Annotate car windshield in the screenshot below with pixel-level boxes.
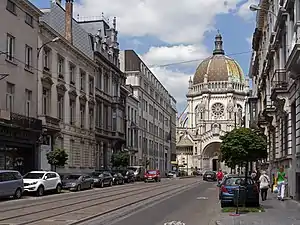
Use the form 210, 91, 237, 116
205, 171, 214, 175
65, 175, 81, 180
147, 171, 157, 175
23, 172, 45, 179
91, 172, 103, 177
224, 177, 253, 186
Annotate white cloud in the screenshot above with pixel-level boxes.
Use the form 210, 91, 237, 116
237, 0, 259, 21
74, 0, 244, 44
141, 44, 210, 67
246, 36, 252, 45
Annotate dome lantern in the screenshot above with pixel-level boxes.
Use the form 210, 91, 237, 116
213, 31, 225, 55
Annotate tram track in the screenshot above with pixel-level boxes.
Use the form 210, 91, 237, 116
0, 180, 180, 224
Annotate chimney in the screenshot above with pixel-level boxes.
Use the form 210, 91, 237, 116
65, 0, 73, 43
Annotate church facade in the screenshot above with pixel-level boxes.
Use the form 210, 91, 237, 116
176, 34, 250, 174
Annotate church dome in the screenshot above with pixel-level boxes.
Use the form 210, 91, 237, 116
193, 33, 245, 85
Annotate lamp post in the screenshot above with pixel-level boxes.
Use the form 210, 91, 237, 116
249, 4, 277, 17
37, 37, 60, 58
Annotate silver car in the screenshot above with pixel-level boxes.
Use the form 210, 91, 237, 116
62, 174, 94, 191
0, 170, 24, 199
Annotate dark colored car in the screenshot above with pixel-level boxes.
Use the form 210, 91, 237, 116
218, 175, 259, 208
90, 171, 113, 188
111, 172, 125, 185
62, 174, 94, 191
120, 170, 135, 183
203, 171, 217, 181
144, 170, 161, 182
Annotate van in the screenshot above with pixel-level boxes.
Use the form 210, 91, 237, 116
0, 170, 24, 199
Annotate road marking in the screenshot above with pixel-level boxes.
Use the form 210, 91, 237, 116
164, 221, 186, 225
196, 197, 208, 200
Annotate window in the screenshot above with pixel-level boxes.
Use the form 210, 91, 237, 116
70, 63, 75, 85
25, 89, 32, 117
57, 55, 64, 79
97, 68, 102, 90
43, 48, 50, 71
57, 95, 64, 120
6, 0, 16, 14
80, 70, 86, 91
70, 99, 76, 125
96, 102, 102, 128
25, 13, 33, 26
80, 104, 85, 128
89, 76, 94, 94
89, 108, 94, 129
42, 88, 50, 115
25, 45, 33, 70
6, 82, 14, 112
112, 109, 117, 131
6, 34, 15, 61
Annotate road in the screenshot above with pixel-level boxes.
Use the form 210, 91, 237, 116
0, 177, 219, 225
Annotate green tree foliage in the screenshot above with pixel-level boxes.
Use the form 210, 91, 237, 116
220, 128, 267, 168
46, 148, 68, 171
111, 151, 130, 168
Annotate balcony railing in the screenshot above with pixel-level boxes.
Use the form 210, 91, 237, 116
1, 112, 43, 131
271, 69, 288, 90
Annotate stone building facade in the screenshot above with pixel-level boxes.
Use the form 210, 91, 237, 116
176, 34, 249, 174
248, 0, 300, 199
0, 0, 43, 174
120, 50, 175, 173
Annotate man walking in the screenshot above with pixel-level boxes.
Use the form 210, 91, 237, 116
217, 169, 224, 184
277, 166, 287, 201
259, 171, 270, 201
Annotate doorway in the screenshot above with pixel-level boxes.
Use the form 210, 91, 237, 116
212, 159, 218, 171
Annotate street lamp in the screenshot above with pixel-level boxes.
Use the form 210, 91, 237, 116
249, 4, 277, 17
37, 37, 60, 58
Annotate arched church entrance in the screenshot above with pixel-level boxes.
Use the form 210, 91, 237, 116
202, 142, 221, 171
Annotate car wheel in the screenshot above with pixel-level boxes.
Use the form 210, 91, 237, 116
56, 184, 62, 194
90, 183, 93, 189
122, 179, 125, 184
109, 180, 113, 187
100, 182, 104, 188
220, 201, 227, 208
77, 185, 81, 191
36, 186, 44, 197
14, 188, 22, 199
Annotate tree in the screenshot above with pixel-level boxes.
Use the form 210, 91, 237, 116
220, 127, 267, 178
46, 148, 68, 171
111, 151, 130, 169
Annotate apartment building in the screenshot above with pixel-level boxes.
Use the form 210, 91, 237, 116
0, 0, 43, 174
37, 0, 97, 173
120, 50, 175, 173
248, 0, 300, 199
125, 85, 139, 165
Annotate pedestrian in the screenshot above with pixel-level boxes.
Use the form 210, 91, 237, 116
277, 166, 287, 201
217, 168, 224, 184
259, 170, 270, 201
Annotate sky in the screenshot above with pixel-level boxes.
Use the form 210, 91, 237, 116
30, 0, 258, 113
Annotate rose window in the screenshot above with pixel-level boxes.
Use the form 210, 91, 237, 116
212, 103, 224, 118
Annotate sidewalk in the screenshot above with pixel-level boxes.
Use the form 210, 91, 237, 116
215, 194, 300, 225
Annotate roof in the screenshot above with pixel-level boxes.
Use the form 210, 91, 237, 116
193, 34, 245, 85
176, 135, 193, 147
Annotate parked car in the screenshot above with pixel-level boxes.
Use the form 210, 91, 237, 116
62, 174, 94, 191
111, 172, 125, 185
0, 170, 24, 199
23, 171, 62, 196
121, 170, 135, 183
218, 175, 259, 208
144, 170, 161, 182
90, 171, 113, 187
203, 171, 217, 181
167, 171, 177, 178
127, 166, 145, 181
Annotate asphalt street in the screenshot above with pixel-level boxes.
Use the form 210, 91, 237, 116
104, 180, 220, 225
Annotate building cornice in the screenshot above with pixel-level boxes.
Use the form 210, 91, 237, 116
18, 0, 43, 17
39, 22, 98, 69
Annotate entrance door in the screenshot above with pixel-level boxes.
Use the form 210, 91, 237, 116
212, 159, 218, 171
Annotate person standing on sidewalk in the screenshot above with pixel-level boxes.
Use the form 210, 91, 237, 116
217, 169, 224, 184
259, 171, 270, 201
277, 166, 287, 201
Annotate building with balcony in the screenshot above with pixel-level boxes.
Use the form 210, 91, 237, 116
248, 0, 300, 199
38, 0, 97, 172
176, 34, 250, 174
0, 0, 43, 174
120, 50, 175, 173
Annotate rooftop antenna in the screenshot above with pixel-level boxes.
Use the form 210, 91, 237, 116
113, 17, 116, 29
77, 13, 79, 21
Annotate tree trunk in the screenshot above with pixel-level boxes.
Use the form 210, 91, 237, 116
244, 161, 249, 207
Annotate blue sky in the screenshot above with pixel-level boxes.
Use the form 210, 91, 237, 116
30, 0, 257, 113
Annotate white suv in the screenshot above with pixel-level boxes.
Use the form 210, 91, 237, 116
23, 171, 62, 196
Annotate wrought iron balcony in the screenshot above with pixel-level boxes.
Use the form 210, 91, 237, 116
271, 69, 288, 100
2, 112, 43, 131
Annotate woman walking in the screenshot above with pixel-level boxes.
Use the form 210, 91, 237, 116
259, 171, 270, 201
